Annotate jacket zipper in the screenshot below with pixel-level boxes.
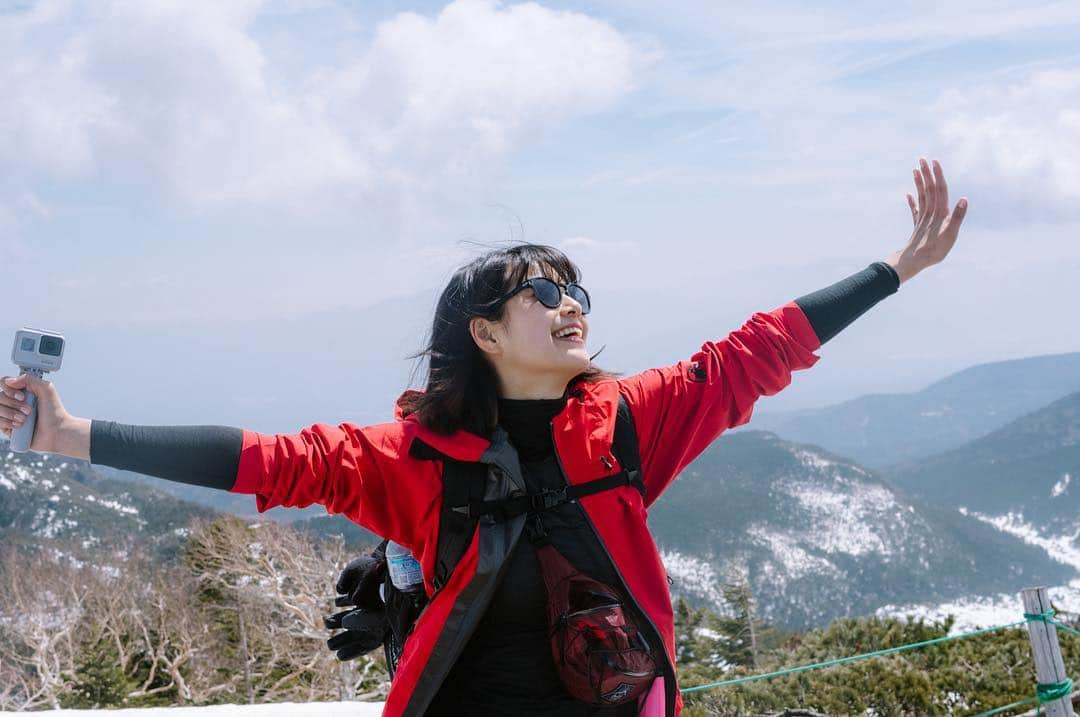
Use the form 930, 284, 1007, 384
549, 420, 677, 717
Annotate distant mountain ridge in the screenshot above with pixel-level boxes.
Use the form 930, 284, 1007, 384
747, 351, 1080, 469
649, 430, 1075, 628
885, 390, 1080, 536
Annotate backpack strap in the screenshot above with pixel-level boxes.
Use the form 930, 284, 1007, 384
450, 394, 645, 522
611, 392, 643, 491
432, 457, 486, 591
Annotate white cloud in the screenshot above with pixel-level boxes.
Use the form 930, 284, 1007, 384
0, 0, 640, 212
937, 66, 1080, 213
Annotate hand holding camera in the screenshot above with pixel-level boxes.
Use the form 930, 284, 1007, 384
2, 328, 73, 454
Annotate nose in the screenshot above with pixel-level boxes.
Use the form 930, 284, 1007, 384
561, 293, 582, 316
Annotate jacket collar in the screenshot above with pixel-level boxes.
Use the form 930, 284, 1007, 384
395, 379, 620, 484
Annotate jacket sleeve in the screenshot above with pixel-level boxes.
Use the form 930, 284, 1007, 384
229, 420, 438, 546
617, 301, 821, 506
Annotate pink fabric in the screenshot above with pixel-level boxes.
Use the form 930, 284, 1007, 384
638, 676, 667, 717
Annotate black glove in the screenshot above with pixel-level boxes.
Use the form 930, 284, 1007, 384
325, 608, 388, 661
324, 544, 390, 662
334, 551, 387, 609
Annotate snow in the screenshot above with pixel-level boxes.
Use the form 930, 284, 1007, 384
0, 476, 14, 490
84, 493, 139, 514
877, 579, 1080, 634
1053, 473, 1071, 497
965, 509, 1080, 568
0, 702, 385, 717
879, 508, 1080, 633
786, 480, 896, 557
793, 448, 838, 472
661, 550, 725, 606
749, 527, 842, 581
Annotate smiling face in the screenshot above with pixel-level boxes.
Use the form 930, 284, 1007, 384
469, 262, 590, 399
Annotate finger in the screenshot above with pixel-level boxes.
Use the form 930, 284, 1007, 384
944, 197, 969, 234
1, 394, 30, 413
919, 158, 936, 218
2, 406, 28, 423
324, 610, 350, 630
327, 631, 354, 650
0, 387, 28, 402
913, 169, 927, 223
336, 641, 379, 662
341, 608, 387, 632
933, 159, 949, 219
906, 193, 917, 225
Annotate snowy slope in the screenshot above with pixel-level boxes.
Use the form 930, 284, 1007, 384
649, 431, 1075, 628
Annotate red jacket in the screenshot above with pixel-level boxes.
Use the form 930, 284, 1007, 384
230, 301, 821, 717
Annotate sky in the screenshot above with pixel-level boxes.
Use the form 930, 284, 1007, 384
3, 0, 1080, 427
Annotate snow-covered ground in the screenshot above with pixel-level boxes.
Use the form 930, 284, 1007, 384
877, 509, 1080, 634
0, 702, 385, 717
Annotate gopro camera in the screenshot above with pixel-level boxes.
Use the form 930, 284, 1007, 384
9, 328, 65, 453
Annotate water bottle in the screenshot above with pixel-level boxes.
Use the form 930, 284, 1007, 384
386, 541, 423, 593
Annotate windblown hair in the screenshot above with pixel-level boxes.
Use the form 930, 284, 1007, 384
400, 242, 621, 436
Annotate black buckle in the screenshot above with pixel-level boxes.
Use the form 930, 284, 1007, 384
530, 487, 567, 512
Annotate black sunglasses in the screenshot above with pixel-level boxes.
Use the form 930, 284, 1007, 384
490, 277, 591, 315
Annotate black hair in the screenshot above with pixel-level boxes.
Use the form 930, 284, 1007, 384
400, 242, 620, 436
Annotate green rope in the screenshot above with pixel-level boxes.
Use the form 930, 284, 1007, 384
679, 608, 1080, 717
1037, 677, 1074, 703
1049, 618, 1080, 640
972, 696, 1039, 717
679, 620, 1027, 694
1025, 610, 1056, 624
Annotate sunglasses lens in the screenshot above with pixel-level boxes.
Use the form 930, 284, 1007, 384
568, 284, 591, 314
531, 278, 563, 308
526, 278, 591, 314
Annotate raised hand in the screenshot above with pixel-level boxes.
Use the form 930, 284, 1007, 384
887, 157, 969, 284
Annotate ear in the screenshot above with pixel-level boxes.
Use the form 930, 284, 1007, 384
469, 317, 502, 357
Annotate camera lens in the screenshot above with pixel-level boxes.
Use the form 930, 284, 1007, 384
39, 336, 63, 357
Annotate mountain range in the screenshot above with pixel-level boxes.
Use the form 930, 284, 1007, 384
748, 351, 1080, 470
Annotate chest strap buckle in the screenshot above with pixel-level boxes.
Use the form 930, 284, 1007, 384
531, 487, 568, 512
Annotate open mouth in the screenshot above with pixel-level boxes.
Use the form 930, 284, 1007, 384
553, 327, 584, 343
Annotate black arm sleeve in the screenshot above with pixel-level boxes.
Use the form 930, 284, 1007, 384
89, 420, 243, 491
794, 261, 900, 345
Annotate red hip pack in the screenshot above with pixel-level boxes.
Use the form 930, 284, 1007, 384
535, 539, 659, 706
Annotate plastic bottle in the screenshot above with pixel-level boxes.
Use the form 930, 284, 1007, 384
386, 541, 423, 593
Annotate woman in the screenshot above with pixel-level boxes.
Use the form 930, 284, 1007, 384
2, 159, 967, 717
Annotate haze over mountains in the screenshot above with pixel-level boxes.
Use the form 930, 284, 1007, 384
887, 390, 1080, 536
746, 351, 1080, 469
3, 350, 1079, 630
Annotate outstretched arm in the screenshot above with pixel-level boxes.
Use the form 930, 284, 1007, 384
620, 157, 969, 505
0, 374, 431, 544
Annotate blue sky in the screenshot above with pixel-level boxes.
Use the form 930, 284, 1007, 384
4, 0, 1080, 427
